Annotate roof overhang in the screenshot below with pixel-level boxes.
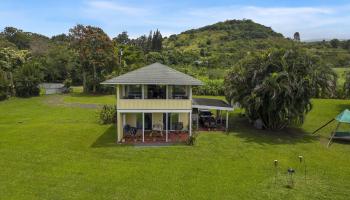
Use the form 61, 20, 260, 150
101, 82, 203, 86
192, 98, 234, 111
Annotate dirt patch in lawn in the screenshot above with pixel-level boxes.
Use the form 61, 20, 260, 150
43, 95, 102, 109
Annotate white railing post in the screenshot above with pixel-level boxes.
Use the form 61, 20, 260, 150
226, 111, 229, 130
189, 111, 192, 136
142, 112, 145, 142
166, 112, 168, 142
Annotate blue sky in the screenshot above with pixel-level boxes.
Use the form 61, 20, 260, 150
1, 0, 350, 40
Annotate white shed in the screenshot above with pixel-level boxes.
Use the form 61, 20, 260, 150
39, 83, 67, 95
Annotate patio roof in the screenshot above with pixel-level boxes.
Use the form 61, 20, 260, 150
192, 98, 234, 111
101, 62, 203, 86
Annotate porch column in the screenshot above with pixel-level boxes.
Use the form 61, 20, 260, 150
197, 110, 199, 131
216, 110, 219, 124
166, 112, 168, 142
122, 113, 126, 126
142, 112, 145, 142
220, 110, 223, 124
142, 85, 145, 99
189, 111, 192, 136
225, 111, 229, 130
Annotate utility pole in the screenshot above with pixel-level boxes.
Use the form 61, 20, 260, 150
119, 48, 123, 66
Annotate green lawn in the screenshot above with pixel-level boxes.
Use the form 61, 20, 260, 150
62, 86, 116, 105
1, 93, 350, 199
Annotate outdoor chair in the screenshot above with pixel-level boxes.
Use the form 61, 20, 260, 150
150, 124, 163, 137
124, 124, 137, 138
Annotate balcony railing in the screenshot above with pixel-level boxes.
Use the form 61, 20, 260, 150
117, 99, 192, 110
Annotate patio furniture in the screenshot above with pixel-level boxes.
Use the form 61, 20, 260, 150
150, 124, 163, 137
124, 125, 137, 137
174, 122, 183, 132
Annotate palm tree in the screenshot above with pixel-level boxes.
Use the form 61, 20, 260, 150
224, 48, 336, 129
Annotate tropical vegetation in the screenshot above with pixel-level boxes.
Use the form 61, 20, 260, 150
1, 19, 350, 101
224, 48, 337, 129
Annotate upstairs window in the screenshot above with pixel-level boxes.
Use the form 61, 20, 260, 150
170, 85, 189, 99
123, 85, 142, 99
146, 85, 166, 99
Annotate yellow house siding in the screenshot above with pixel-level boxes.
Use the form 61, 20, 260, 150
117, 112, 123, 142
152, 113, 163, 126
117, 99, 191, 110
125, 113, 137, 127
179, 113, 189, 130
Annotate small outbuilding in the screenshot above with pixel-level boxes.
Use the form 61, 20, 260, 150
192, 98, 234, 131
39, 83, 67, 95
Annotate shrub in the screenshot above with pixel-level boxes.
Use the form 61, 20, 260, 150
14, 61, 43, 97
186, 134, 197, 146
99, 105, 117, 124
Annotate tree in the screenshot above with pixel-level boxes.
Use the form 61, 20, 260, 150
114, 31, 130, 45
344, 71, 350, 98
0, 37, 17, 49
51, 34, 70, 44
224, 48, 337, 129
293, 32, 300, 41
341, 40, 350, 51
14, 60, 43, 97
146, 31, 153, 53
330, 39, 340, 48
151, 29, 163, 51
44, 44, 77, 83
0, 70, 9, 100
69, 25, 115, 93
145, 52, 167, 64
1, 27, 30, 49
0, 48, 28, 96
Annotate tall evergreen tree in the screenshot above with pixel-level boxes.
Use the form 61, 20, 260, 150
146, 31, 153, 53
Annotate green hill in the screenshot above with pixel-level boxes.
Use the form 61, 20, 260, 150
163, 19, 294, 70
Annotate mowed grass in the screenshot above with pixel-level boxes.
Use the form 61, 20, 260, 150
1, 93, 350, 199
62, 86, 116, 105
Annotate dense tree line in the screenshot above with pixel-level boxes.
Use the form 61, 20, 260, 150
0, 26, 165, 100
1, 19, 350, 102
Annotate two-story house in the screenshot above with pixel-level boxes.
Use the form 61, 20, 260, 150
102, 63, 233, 143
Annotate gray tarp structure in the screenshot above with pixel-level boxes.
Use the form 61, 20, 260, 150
192, 98, 234, 131
192, 98, 233, 111
101, 62, 203, 86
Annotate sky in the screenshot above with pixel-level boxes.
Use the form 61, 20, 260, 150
1, 0, 350, 41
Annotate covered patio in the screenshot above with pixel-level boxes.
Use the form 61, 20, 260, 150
192, 98, 234, 131
119, 111, 192, 144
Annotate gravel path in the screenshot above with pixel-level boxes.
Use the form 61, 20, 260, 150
43, 95, 103, 109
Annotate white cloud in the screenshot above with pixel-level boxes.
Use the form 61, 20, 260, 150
76, 1, 350, 40
85, 0, 149, 16
185, 5, 350, 40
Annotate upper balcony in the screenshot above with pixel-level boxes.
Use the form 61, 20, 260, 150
117, 84, 192, 110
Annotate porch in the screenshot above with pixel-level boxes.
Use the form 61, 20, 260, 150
123, 130, 189, 144
117, 111, 192, 143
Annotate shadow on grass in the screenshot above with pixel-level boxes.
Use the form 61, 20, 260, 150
230, 116, 319, 145
336, 103, 350, 113
91, 125, 129, 148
